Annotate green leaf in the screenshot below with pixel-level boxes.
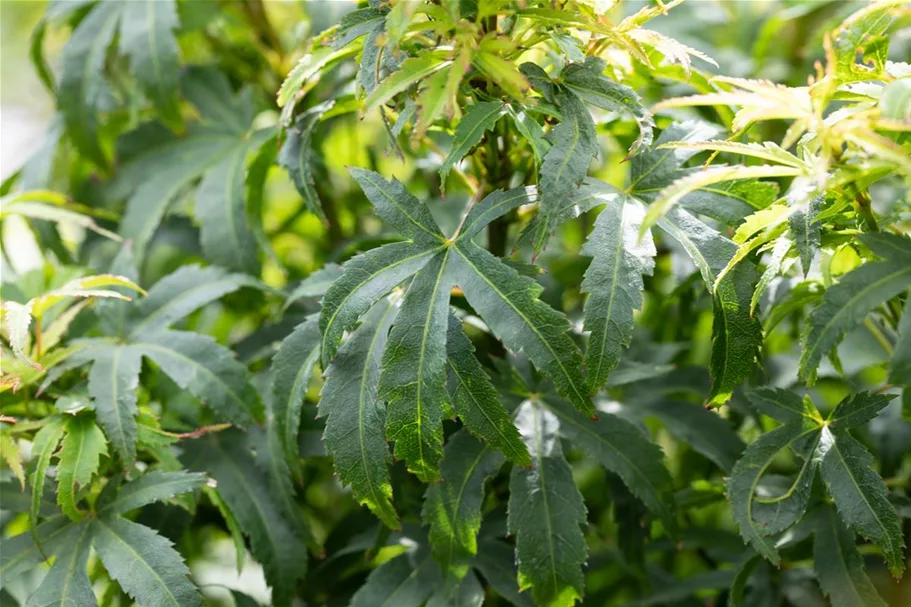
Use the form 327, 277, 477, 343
828, 392, 895, 430
131, 264, 259, 338
270, 317, 320, 469
101, 470, 206, 515
800, 233, 911, 382
117, 134, 235, 259
439, 102, 507, 191
361, 54, 451, 115
581, 194, 655, 391
814, 505, 888, 607
356, 24, 386, 96
458, 186, 537, 242
561, 60, 654, 156
746, 387, 818, 425
348, 168, 445, 245
182, 432, 307, 607
445, 315, 530, 465
423, 430, 505, 585
707, 262, 763, 406
641, 164, 803, 237
832, 0, 902, 83
508, 401, 587, 607
349, 549, 441, 607
545, 399, 676, 534
450, 241, 593, 416
473, 51, 530, 100
196, 145, 261, 274
890, 308, 911, 385
181, 66, 253, 135
379, 250, 453, 481
251, 425, 316, 555
332, 7, 386, 50
474, 539, 535, 607
29, 416, 66, 531
93, 515, 202, 607
119, 0, 182, 130
426, 570, 485, 607
0, 517, 74, 586
818, 427, 904, 575
788, 193, 822, 276
58, 1, 121, 169
728, 422, 821, 564
278, 101, 335, 222
535, 90, 598, 254
24, 521, 96, 607
57, 415, 108, 521
133, 330, 262, 426
86, 344, 142, 465
320, 299, 399, 528
506, 105, 551, 164
319, 242, 438, 366
283, 263, 343, 308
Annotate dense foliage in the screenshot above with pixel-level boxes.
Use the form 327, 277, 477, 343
1, 1, 910, 605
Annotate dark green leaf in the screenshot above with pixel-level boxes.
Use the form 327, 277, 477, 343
508, 401, 587, 607
379, 251, 453, 481
348, 168, 445, 245
24, 521, 95, 607
828, 392, 895, 430
581, 194, 655, 391
93, 515, 202, 607
439, 102, 507, 191
270, 317, 321, 467
57, 415, 107, 521
800, 234, 911, 382
196, 145, 261, 274
133, 330, 262, 426
319, 242, 438, 366
131, 264, 258, 338
278, 102, 335, 222
423, 430, 504, 585
450, 241, 593, 416
707, 262, 763, 406
459, 187, 538, 243
320, 299, 399, 528
818, 428, 904, 575
182, 432, 308, 606
728, 422, 820, 564
101, 471, 206, 515
445, 315, 530, 465
350, 550, 441, 607
814, 505, 888, 607
561, 60, 654, 156
119, 0, 181, 129
58, 1, 121, 168
545, 399, 676, 533
535, 90, 598, 254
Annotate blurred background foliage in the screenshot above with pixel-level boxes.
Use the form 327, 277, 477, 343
1, 1, 909, 606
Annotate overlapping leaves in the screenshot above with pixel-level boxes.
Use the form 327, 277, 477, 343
320, 168, 584, 486
729, 388, 903, 577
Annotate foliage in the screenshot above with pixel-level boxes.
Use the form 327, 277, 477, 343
1, 0, 910, 606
